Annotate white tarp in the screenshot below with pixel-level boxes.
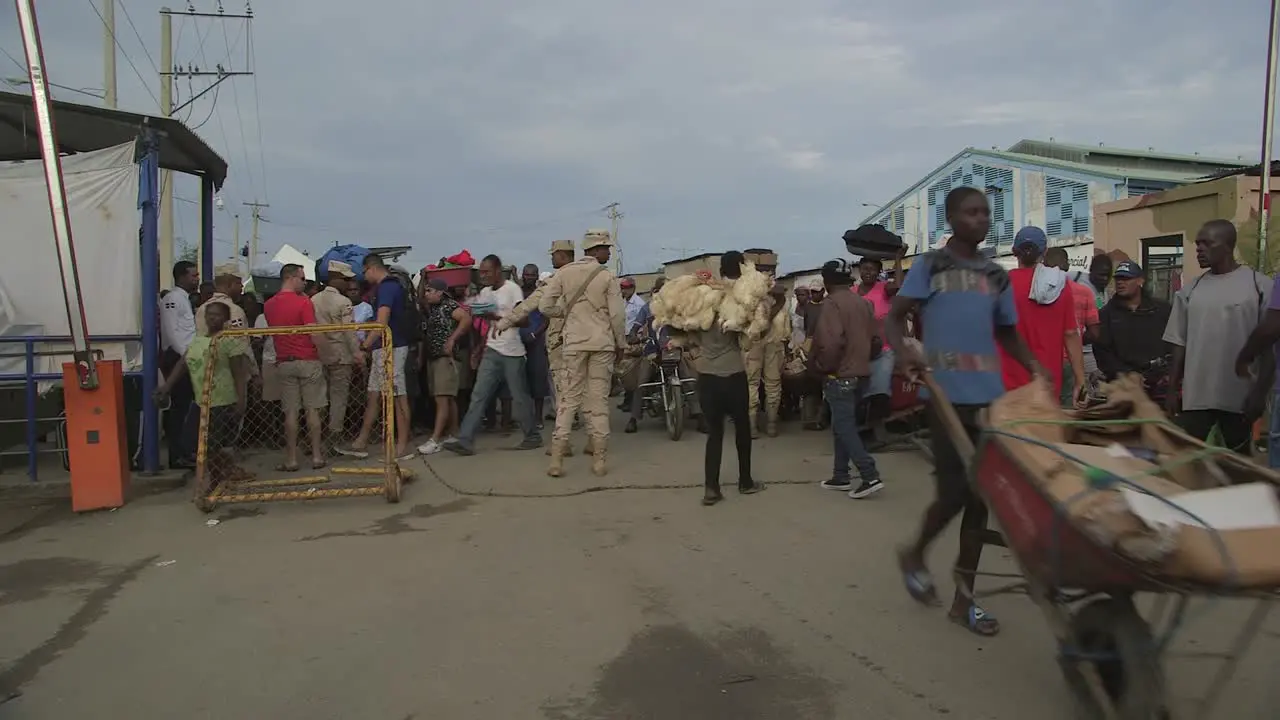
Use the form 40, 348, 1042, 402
270, 244, 316, 280
0, 141, 141, 382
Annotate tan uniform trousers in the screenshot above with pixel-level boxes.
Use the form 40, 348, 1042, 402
324, 363, 353, 435
744, 341, 784, 419
554, 350, 614, 443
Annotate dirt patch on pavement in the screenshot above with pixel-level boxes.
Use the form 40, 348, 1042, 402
543, 623, 836, 720
0, 557, 106, 606
295, 499, 475, 542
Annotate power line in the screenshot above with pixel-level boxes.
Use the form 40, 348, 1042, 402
219, 15, 258, 202
0, 45, 25, 73
117, 0, 158, 75
87, 0, 161, 109
247, 20, 268, 203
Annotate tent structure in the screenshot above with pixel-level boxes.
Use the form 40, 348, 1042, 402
0, 90, 227, 479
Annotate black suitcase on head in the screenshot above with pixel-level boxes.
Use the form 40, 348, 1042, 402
842, 224, 905, 261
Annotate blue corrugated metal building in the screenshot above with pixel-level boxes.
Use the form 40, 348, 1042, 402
860, 139, 1247, 266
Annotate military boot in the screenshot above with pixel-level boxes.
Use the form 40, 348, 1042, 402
749, 414, 760, 440
765, 410, 779, 438
583, 436, 596, 456
591, 439, 608, 477
546, 442, 574, 457
547, 441, 567, 477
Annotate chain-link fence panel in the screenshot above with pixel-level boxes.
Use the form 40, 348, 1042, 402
189, 322, 407, 512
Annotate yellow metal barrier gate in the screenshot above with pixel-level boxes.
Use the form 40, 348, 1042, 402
191, 322, 409, 512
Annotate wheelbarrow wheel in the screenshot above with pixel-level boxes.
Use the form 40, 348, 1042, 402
1060, 596, 1166, 719
384, 463, 402, 504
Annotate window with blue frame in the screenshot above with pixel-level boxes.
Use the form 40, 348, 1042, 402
1045, 176, 1091, 236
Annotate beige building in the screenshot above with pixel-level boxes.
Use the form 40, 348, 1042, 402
1093, 169, 1280, 302
662, 252, 724, 279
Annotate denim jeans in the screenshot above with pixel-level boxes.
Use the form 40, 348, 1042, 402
457, 351, 540, 447
825, 378, 879, 482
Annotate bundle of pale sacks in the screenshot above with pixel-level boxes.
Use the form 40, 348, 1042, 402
649, 261, 773, 342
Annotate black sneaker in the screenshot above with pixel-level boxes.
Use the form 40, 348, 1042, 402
820, 477, 853, 491
849, 478, 884, 499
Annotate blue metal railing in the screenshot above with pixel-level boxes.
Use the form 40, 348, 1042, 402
0, 335, 143, 482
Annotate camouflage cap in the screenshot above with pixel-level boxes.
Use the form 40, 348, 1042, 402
583, 228, 613, 250
549, 239, 575, 254
327, 260, 356, 278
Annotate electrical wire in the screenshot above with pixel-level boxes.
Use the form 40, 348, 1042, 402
87, 0, 161, 110
117, 0, 159, 74
188, 83, 220, 130
220, 18, 258, 203
0, 45, 26, 74
247, 20, 269, 203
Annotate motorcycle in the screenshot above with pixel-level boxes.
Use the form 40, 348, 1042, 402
637, 343, 695, 441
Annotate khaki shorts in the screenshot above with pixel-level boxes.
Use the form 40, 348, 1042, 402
428, 356, 460, 397
277, 359, 327, 414
260, 361, 282, 402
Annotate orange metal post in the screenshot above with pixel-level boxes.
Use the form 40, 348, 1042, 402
62, 359, 129, 511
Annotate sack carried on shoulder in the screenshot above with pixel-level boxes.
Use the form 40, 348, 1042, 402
783, 348, 808, 379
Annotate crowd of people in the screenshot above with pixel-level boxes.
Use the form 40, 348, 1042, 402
154, 197, 1280, 634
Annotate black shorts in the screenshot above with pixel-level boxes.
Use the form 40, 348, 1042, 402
928, 404, 985, 511
207, 405, 241, 452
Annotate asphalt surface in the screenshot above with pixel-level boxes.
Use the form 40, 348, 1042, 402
1, 419, 1277, 719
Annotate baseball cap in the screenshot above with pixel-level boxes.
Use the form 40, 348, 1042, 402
1113, 261, 1144, 279
619, 277, 635, 288
327, 260, 356, 278
549, 239, 574, 254
1013, 226, 1048, 253
425, 277, 449, 292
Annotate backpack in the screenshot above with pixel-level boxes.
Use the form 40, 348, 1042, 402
388, 269, 424, 344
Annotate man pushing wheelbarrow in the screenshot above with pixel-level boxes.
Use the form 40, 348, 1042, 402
885, 186, 1046, 638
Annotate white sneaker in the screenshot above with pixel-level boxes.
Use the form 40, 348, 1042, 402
417, 440, 442, 455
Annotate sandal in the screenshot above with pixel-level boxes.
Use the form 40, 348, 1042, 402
738, 482, 765, 495
701, 493, 724, 506
897, 546, 941, 607
311, 459, 327, 470
274, 462, 300, 473
950, 604, 1000, 637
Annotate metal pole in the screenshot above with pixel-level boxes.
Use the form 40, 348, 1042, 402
159, 7, 174, 283
1259, 0, 1280, 269
14, 0, 96, 388
102, 0, 117, 108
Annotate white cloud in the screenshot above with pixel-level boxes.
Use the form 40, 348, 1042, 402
0, 0, 1271, 273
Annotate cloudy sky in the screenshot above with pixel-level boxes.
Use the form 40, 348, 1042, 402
0, 0, 1271, 275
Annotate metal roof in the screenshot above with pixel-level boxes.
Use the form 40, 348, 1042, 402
661, 251, 721, 266
0, 90, 227, 187
1007, 138, 1245, 168
857, 146, 1239, 227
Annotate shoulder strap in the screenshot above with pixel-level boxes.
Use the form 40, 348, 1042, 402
563, 264, 607, 314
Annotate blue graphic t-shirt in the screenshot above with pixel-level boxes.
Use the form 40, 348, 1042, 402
899, 248, 1017, 406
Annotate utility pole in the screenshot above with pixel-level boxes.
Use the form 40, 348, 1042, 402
244, 201, 268, 274
158, 7, 174, 279
605, 202, 624, 276
102, 0, 117, 109
1259, 0, 1280, 269
158, 3, 255, 280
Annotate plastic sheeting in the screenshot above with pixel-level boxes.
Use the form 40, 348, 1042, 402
0, 141, 142, 381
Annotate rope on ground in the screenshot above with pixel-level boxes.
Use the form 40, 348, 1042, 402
418, 457, 817, 499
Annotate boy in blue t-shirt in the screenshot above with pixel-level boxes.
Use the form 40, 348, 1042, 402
887, 186, 1043, 639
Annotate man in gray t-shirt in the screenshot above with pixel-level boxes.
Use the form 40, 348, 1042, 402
1163, 220, 1272, 453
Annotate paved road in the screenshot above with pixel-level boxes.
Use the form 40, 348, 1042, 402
1, 420, 1277, 718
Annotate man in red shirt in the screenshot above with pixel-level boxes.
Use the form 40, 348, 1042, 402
263, 264, 327, 470
999, 227, 1086, 404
